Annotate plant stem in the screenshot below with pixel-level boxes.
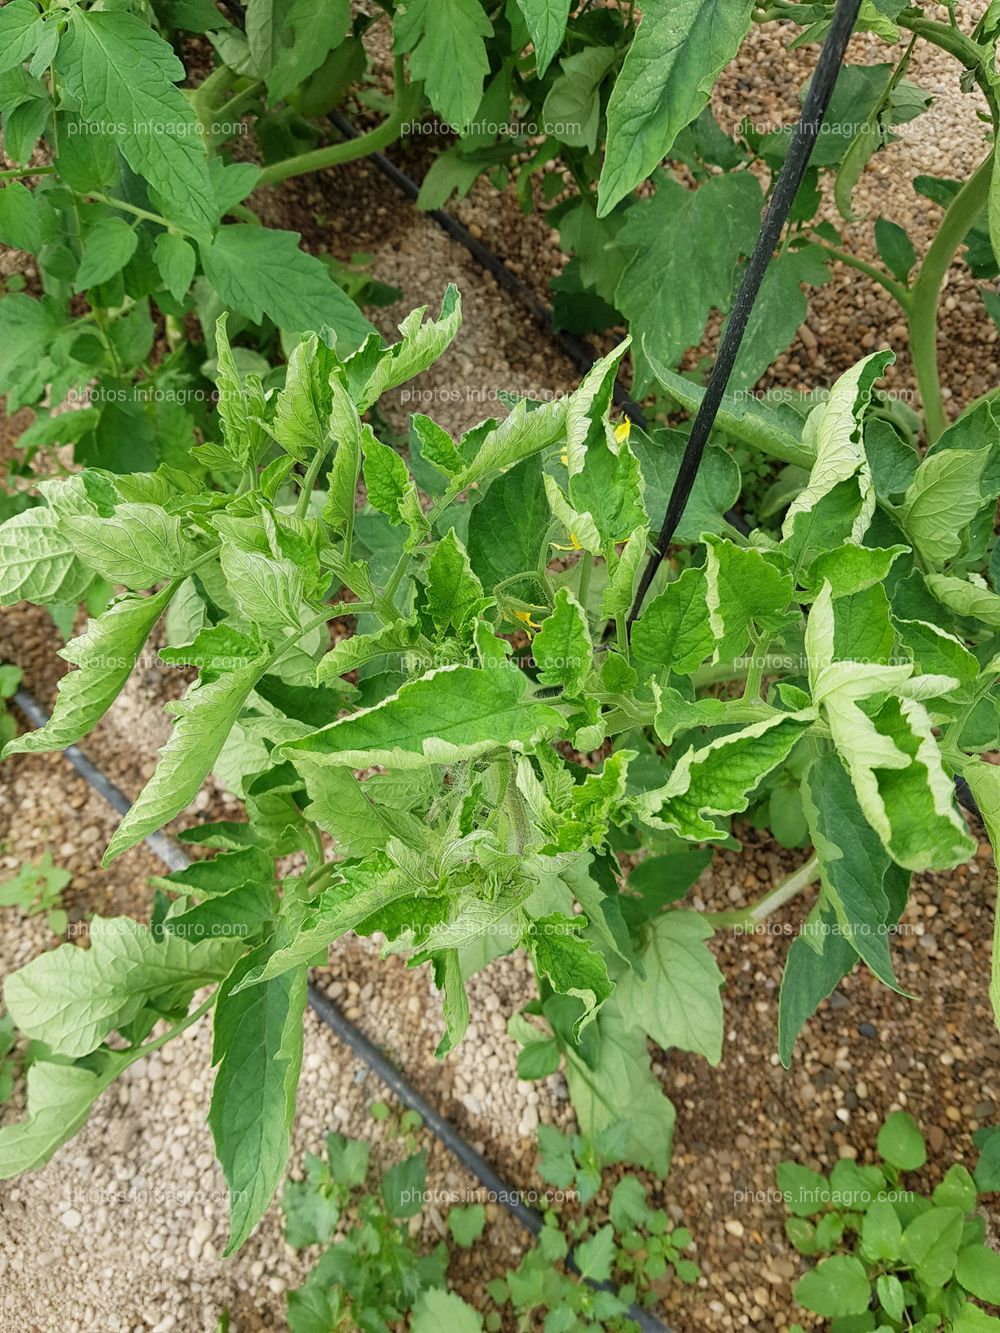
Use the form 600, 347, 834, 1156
908, 151, 994, 441
86, 192, 195, 238
295, 445, 329, 519
704, 852, 820, 927
0, 166, 57, 180
256, 57, 416, 187
810, 239, 911, 306
577, 551, 593, 608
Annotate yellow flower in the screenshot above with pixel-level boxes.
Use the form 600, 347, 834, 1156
552, 533, 583, 552
559, 448, 569, 466
614, 416, 631, 443
513, 609, 541, 631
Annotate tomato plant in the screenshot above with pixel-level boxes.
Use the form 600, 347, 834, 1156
0, 289, 997, 1257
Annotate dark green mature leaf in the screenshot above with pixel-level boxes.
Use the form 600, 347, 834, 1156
527, 915, 612, 1036
631, 428, 740, 544
264, 0, 351, 103
393, 0, 493, 133
468, 454, 548, 599
0, 179, 41, 253
533, 587, 591, 695
56, 9, 216, 236
0, 1, 44, 75
615, 172, 761, 376
515, 0, 571, 75
5, 583, 176, 756
598, 0, 755, 215
210, 945, 308, 1253
778, 900, 856, 1066
200, 226, 373, 348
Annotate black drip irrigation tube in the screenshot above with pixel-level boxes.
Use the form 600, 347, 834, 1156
10, 685, 670, 1333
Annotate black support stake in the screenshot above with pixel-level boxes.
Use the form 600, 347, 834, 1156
626, 0, 864, 629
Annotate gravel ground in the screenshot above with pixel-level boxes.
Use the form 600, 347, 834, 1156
1, 9, 999, 1332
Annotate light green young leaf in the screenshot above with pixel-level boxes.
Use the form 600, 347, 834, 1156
104, 651, 270, 862
533, 586, 591, 695
901, 1207, 964, 1288
598, 0, 755, 215
323, 389, 364, 535
638, 713, 812, 840
0, 508, 92, 606
56, 9, 216, 236
425, 529, 485, 635
704, 535, 794, 664
3, 917, 241, 1058
355, 285, 461, 408
543, 473, 602, 555
201, 226, 374, 348
459, 396, 569, 489
219, 542, 306, 634
616, 910, 724, 1063
514, 0, 571, 75
315, 621, 419, 683
630, 565, 715, 683
569, 435, 647, 547
927, 573, 1000, 630
65, 504, 200, 589
212, 312, 266, 470
295, 758, 428, 860
363, 436, 410, 523
802, 543, 907, 598
74, 217, 139, 292
393, 0, 492, 132
794, 1255, 872, 1318
411, 1288, 483, 1333
4, 583, 176, 757
898, 448, 991, 567
411, 413, 463, 478
209, 947, 308, 1254
264, 0, 351, 103
601, 525, 648, 619
272, 333, 339, 463
0, 1051, 139, 1179
282, 665, 562, 769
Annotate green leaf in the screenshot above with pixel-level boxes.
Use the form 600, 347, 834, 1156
0, 179, 40, 252
65, 503, 200, 588
934, 1164, 977, 1213
200, 226, 373, 348
4, 583, 175, 756
794, 1255, 872, 1318
3, 917, 241, 1058
354, 286, 462, 408
615, 173, 761, 374
517, 1037, 561, 1080
527, 915, 612, 1036
632, 429, 740, 545
576, 1224, 615, 1282
639, 713, 811, 841
74, 217, 139, 292
411, 1289, 483, 1333
631, 565, 714, 683
104, 651, 270, 863
467, 455, 548, 599
877, 1110, 926, 1171
616, 910, 724, 1063
381, 1149, 427, 1217
778, 900, 856, 1066
861, 1199, 903, 1263
728, 245, 831, 394
209, 946, 308, 1254
0, 1050, 138, 1179
783, 351, 893, 545
542, 46, 617, 153
0, 1, 44, 75
777, 1162, 829, 1218
598, 0, 755, 215
411, 413, 463, 479
394, 0, 493, 132
562, 1001, 674, 1175
425, 529, 485, 635
283, 665, 562, 769
0, 507, 92, 606
460, 396, 570, 490
804, 754, 906, 993
956, 1244, 1000, 1303
219, 541, 306, 634
876, 1273, 906, 1323
533, 586, 591, 695
295, 758, 427, 860
704, 535, 794, 663
954, 1303, 1000, 1332
362, 435, 409, 522
272, 334, 338, 463
964, 759, 1000, 1033
802, 543, 907, 598
153, 232, 196, 304
901, 1206, 964, 1287
899, 448, 992, 567
448, 1203, 487, 1249
514, 0, 571, 75
875, 217, 916, 282
56, 9, 216, 236
928, 573, 1000, 630
264, 0, 351, 103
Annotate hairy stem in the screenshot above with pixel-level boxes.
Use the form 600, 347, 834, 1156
810, 239, 911, 306
908, 151, 994, 441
